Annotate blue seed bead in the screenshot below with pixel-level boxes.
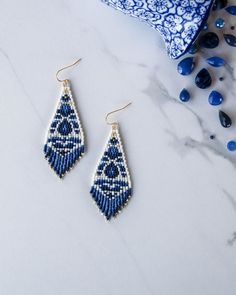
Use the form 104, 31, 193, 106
227, 140, 236, 151
179, 88, 190, 102
215, 18, 225, 28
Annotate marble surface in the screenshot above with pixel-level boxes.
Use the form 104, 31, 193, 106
0, 1, 236, 294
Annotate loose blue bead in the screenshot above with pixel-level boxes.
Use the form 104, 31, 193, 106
208, 91, 224, 106
227, 141, 236, 151
177, 57, 195, 76
213, 0, 228, 10
215, 18, 225, 28
206, 56, 225, 67
199, 32, 219, 49
188, 43, 199, 54
225, 6, 236, 15
179, 88, 190, 102
195, 68, 212, 89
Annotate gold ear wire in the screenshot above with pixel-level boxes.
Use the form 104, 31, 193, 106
105, 102, 132, 126
56, 58, 82, 85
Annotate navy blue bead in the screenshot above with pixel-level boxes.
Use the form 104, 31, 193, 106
224, 34, 236, 47
188, 43, 199, 54
208, 91, 224, 106
207, 56, 225, 67
177, 57, 195, 76
227, 140, 236, 151
179, 88, 190, 102
226, 6, 236, 15
219, 110, 232, 128
213, 0, 228, 10
195, 68, 212, 89
199, 32, 219, 49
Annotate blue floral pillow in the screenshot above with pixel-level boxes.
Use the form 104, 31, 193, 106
101, 0, 214, 58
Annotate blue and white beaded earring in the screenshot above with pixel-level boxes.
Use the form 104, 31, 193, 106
90, 103, 132, 220
44, 59, 85, 178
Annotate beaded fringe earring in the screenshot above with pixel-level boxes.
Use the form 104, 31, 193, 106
90, 103, 132, 220
44, 59, 85, 178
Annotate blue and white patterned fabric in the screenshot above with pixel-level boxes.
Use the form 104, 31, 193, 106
44, 83, 85, 178
90, 125, 132, 220
101, 0, 214, 58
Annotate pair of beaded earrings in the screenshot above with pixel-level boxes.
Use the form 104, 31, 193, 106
43, 59, 132, 220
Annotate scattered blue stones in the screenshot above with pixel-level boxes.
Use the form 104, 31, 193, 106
179, 88, 190, 102
219, 110, 232, 128
224, 34, 236, 47
206, 56, 225, 67
213, 0, 228, 10
227, 140, 236, 151
215, 18, 225, 28
199, 32, 219, 49
177, 57, 195, 75
195, 68, 212, 89
225, 6, 236, 15
208, 91, 224, 106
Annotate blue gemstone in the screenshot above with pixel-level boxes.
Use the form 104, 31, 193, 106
219, 110, 232, 128
226, 6, 236, 15
177, 57, 195, 76
224, 34, 236, 47
188, 43, 199, 55
227, 140, 236, 151
206, 56, 225, 67
208, 91, 224, 106
199, 32, 219, 49
215, 18, 225, 28
195, 68, 212, 89
179, 88, 190, 102
213, 0, 228, 10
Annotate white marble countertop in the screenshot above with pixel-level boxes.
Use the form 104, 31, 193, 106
0, 1, 236, 294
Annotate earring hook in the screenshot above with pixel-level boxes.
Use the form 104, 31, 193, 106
56, 58, 82, 83
105, 102, 132, 126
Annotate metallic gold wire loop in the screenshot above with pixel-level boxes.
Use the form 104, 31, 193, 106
56, 58, 82, 83
105, 102, 132, 126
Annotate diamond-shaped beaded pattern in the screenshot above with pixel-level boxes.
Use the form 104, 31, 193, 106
90, 125, 132, 219
44, 84, 85, 178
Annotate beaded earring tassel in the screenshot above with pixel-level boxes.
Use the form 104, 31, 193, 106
90, 123, 132, 220
44, 79, 85, 178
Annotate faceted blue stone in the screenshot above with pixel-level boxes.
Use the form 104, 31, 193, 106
199, 32, 219, 49
195, 68, 212, 89
227, 140, 236, 151
215, 18, 225, 28
179, 88, 190, 102
177, 57, 195, 76
208, 91, 224, 106
206, 56, 225, 67
226, 6, 236, 15
219, 110, 232, 128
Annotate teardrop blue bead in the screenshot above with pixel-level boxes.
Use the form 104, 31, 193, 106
199, 32, 219, 49
224, 34, 236, 47
195, 68, 212, 89
179, 89, 190, 102
227, 141, 236, 151
177, 57, 195, 76
225, 6, 236, 15
219, 110, 232, 128
213, 0, 228, 10
208, 91, 224, 106
206, 56, 225, 67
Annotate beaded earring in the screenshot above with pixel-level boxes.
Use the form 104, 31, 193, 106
44, 59, 85, 178
90, 103, 132, 220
